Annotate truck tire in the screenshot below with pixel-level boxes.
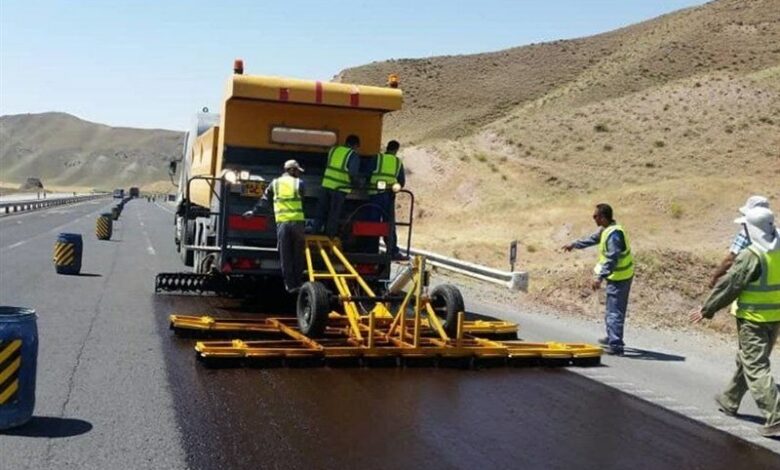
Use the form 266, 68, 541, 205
429, 284, 465, 337
180, 218, 195, 267
297, 281, 331, 338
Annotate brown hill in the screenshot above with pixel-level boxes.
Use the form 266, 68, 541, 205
338, 0, 780, 334
0, 112, 183, 190
340, 0, 780, 143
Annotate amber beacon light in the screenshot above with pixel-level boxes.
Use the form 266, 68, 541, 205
233, 59, 244, 75
387, 73, 399, 88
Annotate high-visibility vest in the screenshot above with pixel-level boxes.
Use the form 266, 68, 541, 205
734, 245, 780, 322
321, 146, 353, 193
272, 175, 304, 223
369, 153, 401, 193
593, 223, 634, 281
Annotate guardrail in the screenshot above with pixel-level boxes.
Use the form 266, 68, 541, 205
403, 246, 529, 292
0, 194, 109, 215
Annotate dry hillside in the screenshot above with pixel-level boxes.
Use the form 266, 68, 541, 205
0, 112, 183, 189
339, 0, 780, 333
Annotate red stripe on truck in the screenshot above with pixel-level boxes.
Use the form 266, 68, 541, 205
350, 86, 360, 107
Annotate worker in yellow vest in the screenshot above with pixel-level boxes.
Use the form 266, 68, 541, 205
315, 134, 361, 237
690, 207, 780, 438
244, 160, 306, 292
563, 203, 634, 355
369, 140, 406, 260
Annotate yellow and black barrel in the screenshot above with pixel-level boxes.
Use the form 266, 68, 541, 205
52, 233, 82, 275
0, 306, 38, 430
111, 206, 120, 221
96, 213, 113, 240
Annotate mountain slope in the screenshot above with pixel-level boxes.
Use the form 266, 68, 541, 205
0, 112, 183, 189
340, 0, 780, 143
338, 0, 780, 333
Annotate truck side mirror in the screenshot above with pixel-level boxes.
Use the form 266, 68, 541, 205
168, 160, 177, 176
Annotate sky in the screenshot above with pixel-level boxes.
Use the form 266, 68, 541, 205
0, 0, 708, 131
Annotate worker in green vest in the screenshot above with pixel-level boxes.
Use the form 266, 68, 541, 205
690, 206, 780, 438
562, 203, 634, 355
315, 134, 361, 237
369, 140, 406, 260
244, 159, 306, 293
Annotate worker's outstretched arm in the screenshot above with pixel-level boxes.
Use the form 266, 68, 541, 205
562, 230, 602, 251
244, 183, 273, 217
709, 252, 737, 288
700, 250, 761, 318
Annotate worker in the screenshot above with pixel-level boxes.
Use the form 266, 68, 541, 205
562, 203, 634, 355
709, 195, 771, 288
689, 207, 780, 438
244, 160, 306, 293
315, 134, 361, 237
369, 140, 406, 260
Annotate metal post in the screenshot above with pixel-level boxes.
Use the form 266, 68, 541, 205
413, 256, 425, 348
509, 240, 518, 272
368, 310, 375, 349
456, 311, 464, 348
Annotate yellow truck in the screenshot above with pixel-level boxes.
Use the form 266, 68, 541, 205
165, 62, 403, 293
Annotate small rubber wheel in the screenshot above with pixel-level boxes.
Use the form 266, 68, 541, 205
429, 284, 465, 337
297, 281, 331, 338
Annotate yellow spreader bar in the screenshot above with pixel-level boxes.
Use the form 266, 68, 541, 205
171, 314, 601, 365
170, 314, 519, 337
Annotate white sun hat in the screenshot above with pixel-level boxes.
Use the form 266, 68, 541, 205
734, 195, 770, 222
738, 207, 779, 252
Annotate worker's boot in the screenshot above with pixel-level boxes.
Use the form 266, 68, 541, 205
714, 394, 738, 417
759, 421, 780, 437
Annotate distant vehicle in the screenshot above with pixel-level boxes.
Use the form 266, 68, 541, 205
170, 60, 403, 290
113, 188, 125, 199
129, 187, 140, 198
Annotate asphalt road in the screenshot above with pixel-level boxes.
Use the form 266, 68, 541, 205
1, 200, 778, 469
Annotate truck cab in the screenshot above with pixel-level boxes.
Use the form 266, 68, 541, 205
173, 66, 403, 290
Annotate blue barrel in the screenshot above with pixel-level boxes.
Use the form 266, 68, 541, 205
0, 307, 38, 430
53, 233, 83, 275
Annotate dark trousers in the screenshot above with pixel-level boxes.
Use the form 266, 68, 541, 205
605, 278, 632, 349
369, 192, 398, 255
315, 189, 346, 237
277, 222, 305, 291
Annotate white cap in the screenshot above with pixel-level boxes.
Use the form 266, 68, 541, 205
738, 195, 769, 216
740, 207, 779, 252
283, 160, 304, 172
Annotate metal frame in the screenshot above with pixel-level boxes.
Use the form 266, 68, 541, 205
177, 239, 602, 367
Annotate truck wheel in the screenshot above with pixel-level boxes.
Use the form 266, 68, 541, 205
429, 284, 465, 337
180, 218, 195, 267
297, 282, 331, 338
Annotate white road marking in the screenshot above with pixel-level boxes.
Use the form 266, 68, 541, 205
137, 210, 157, 256
0, 208, 98, 251
154, 202, 175, 214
